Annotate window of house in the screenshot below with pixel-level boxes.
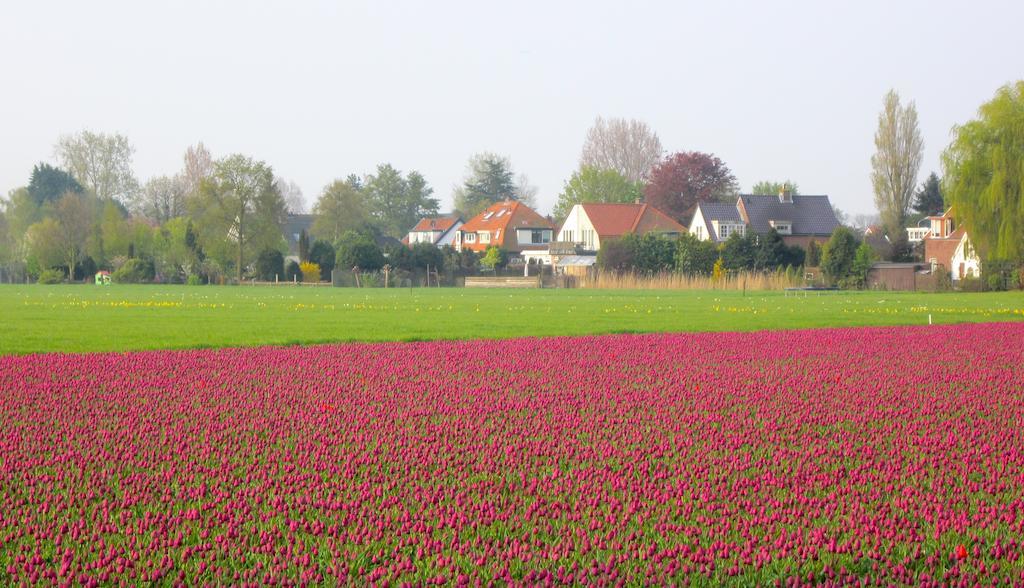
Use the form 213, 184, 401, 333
531, 229, 549, 244
695, 225, 704, 239
479, 231, 490, 243
771, 222, 791, 235
719, 224, 731, 239
465, 232, 476, 243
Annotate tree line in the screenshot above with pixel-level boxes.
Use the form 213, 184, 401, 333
1, 80, 1021, 285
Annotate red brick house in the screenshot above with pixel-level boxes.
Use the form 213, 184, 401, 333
923, 208, 981, 281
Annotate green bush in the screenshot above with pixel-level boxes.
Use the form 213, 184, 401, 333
284, 260, 301, 282
674, 233, 718, 275
37, 268, 64, 284
959, 275, 984, 292
309, 240, 336, 277
186, 274, 202, 286
820, 226, 859, 285
256, 248, 285, 281
111, 258, 155, 283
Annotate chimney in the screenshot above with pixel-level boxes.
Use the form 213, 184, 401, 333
634, 198, 641, 204
779, 185, 793, 203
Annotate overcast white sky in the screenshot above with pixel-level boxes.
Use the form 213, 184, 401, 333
1, 0, 1021, 217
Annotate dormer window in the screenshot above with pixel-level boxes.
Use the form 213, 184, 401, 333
769, 220, 792, 235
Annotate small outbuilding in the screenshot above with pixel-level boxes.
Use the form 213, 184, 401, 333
95, 271, 111, 285
866, 262, 932, 291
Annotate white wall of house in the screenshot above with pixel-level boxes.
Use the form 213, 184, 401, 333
951, 233, 982, 281
409, 230, 442, 244
557, 205, 600, 250
436, 220, 463, 246
689, 210, 712, 241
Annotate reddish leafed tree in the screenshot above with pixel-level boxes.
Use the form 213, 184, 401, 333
643, 152, 738, 223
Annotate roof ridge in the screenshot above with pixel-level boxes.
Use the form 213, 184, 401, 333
628, 203, 646, 233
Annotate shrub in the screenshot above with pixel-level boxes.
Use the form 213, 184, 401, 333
675, 233, 718, 275
821, 226, 859, 285
309, 240, 336, 278
850, 242, 876, 289
300, 261, 321, 283
285, 260, 301, 282
960, 275, 984, 292
186, 274, 202, 286
335, 231, 385, 271
596, 239, 633, 272
479, 246, 506, 271
111, 258, 155, 283
38, 268, 64, 284
256, 248, 285, 282
805, 240, 822, 267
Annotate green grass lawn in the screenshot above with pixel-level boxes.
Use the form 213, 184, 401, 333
0, 284, 1021, 355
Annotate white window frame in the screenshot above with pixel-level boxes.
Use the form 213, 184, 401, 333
465, 232, 476, 243
479, 231, 491, 244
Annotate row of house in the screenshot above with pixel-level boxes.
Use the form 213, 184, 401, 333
403, 188, 844, 272
267, 184, 976, 284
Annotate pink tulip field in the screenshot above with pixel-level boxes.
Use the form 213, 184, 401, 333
2, 322, 1024, 585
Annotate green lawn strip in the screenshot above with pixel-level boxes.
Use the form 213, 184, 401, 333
0, 285, 1021, 355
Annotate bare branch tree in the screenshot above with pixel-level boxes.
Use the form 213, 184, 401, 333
138, 175, 188, 224
274, 177, 306, 214
182, 142, 213, 196
54, 130, 139, 204
871, 90, 924, 235
515, 173, 538, 208
579, 117, 663, 183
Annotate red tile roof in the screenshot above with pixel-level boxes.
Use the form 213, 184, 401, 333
410, 216, 460, 232
460, 200, 554, 251
579, 203, 685, 237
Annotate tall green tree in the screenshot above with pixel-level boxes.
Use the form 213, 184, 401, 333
750, 181, 799, 196
553, 167, 643, 219
188, 154, 287, 281
821, 226, 860, 284
912, 172, 944, 216
363, 164, 438, 237
453, 153, 520, 217
850, 242, 877, 288
871, 90, 924, 237
52, 192, 95, 280
27, 163, 83, 206
312, 178, 370, 242
942, 81, 1024, 262
2, 188, 40, 267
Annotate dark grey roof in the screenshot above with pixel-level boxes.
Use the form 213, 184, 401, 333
285, 214, 314, 239
738, 194, 839, 236
695, 201, 743, 241
375, 235, 403, 249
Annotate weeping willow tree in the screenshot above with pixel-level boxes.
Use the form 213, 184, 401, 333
942, 81, 1024, 262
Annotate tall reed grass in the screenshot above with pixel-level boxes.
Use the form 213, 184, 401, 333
578, 270, 804, 290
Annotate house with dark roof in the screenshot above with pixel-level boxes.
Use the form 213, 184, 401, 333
455, 200, 555, 255
556, 202, 685, 252
404, 215, 463, 247
688, 188, 839, 248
